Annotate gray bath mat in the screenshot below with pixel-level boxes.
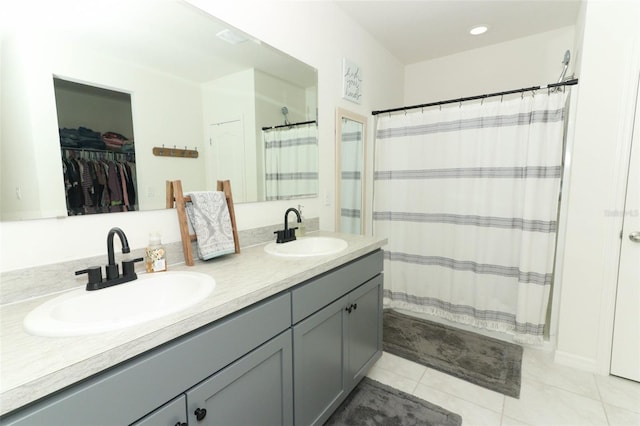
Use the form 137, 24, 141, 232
325, 377, 462, 426
383, 309, 523, 398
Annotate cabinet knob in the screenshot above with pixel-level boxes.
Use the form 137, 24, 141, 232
175, 422, 187, 426
345, 305, 352, 313
352, 303, 358, 311
195, 407, 207, 421
193, 408, 207, 421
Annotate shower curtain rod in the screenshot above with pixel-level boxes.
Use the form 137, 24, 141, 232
262, 120, 317, 131
371, 78, 578, 116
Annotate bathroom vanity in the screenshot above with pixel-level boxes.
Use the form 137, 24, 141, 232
0, 232, 385, 425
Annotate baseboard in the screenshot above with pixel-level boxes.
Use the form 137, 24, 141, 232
553, 350, 598, 373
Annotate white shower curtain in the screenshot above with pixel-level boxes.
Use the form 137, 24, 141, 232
264, 124, 318, 200
340, 118, 364, 233
373, 91, 568, 343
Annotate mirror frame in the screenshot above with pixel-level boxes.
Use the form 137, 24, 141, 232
335, 108, 367, 235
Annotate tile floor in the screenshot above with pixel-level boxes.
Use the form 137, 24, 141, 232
367, 348, 640, 426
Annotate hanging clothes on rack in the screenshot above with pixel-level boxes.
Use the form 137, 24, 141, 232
61, 148, 137, 215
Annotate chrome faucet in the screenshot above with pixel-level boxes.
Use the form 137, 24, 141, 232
274, 208, 302, 243
75, 227, 143, 291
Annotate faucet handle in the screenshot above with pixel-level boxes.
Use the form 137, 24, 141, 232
75, 266, 103, 286
122, 257, 144, 277
274, 228, 297, 244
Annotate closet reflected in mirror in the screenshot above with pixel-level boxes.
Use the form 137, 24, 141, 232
55, 78, 138, 215
335, 108, 367, 235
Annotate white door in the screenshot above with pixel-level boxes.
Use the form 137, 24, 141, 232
610, 87, 640, 382
209, 120, 246, 202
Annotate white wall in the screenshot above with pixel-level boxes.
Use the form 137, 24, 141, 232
404, 26, 576, 104
554, 0, 640, 374
1, 35, 48, 220
0, 0, 404, 272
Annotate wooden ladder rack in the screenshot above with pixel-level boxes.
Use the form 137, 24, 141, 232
166, 180, 240, 266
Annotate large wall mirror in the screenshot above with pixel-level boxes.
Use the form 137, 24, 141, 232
335, 108, 367, 235
0, 0, 318, 221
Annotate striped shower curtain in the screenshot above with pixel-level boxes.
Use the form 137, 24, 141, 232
373, 91, 568, 343
264, 124, 318, 201
340, 118, 364, 233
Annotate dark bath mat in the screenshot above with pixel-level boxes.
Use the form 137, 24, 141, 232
383, 309, 523, 398
324, 377, 462, 426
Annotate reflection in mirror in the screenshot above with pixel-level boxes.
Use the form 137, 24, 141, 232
336, 108, 367, 234
263, 121, 318, 201
0, 0, 318, 221
55, 78, 139, 215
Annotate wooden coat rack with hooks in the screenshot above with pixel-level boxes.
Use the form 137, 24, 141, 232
153, 146, 199, 158
166, 180, 240, 266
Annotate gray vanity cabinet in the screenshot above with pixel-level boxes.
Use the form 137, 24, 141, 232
1, 294, 291, 426
1, 249, 384, 426
292, 250, 384, 426
185, 330, 293, 426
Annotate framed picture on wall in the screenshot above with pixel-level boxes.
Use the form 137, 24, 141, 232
342, 58, 362, 104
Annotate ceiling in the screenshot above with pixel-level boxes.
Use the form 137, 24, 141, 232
333, 0, 582, 64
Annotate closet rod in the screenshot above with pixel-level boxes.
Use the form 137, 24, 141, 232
371, 78, 578, 116
61, 147, 135, 159
262, 120, 317, 131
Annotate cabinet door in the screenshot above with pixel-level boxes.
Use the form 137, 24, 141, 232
293, 296, 348, 426
130, 395, 187, 426
186, 330, 293, 426
345, 275, 383, 390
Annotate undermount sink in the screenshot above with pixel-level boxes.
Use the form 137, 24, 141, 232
264, 236, 348, 258
23, 271, 215, 337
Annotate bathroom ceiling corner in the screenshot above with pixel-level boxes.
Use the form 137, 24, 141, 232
333, 0, 582, 64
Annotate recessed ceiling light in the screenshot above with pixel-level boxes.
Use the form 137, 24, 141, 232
469, 25, 488, 36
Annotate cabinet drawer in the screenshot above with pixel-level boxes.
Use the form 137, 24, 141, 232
131, 395, 186, 426
291, 250, 383, 324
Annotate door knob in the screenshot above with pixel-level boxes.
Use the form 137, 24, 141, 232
629, 231, 640, 243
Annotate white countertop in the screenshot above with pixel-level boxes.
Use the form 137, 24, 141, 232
0, 232, 386, 416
